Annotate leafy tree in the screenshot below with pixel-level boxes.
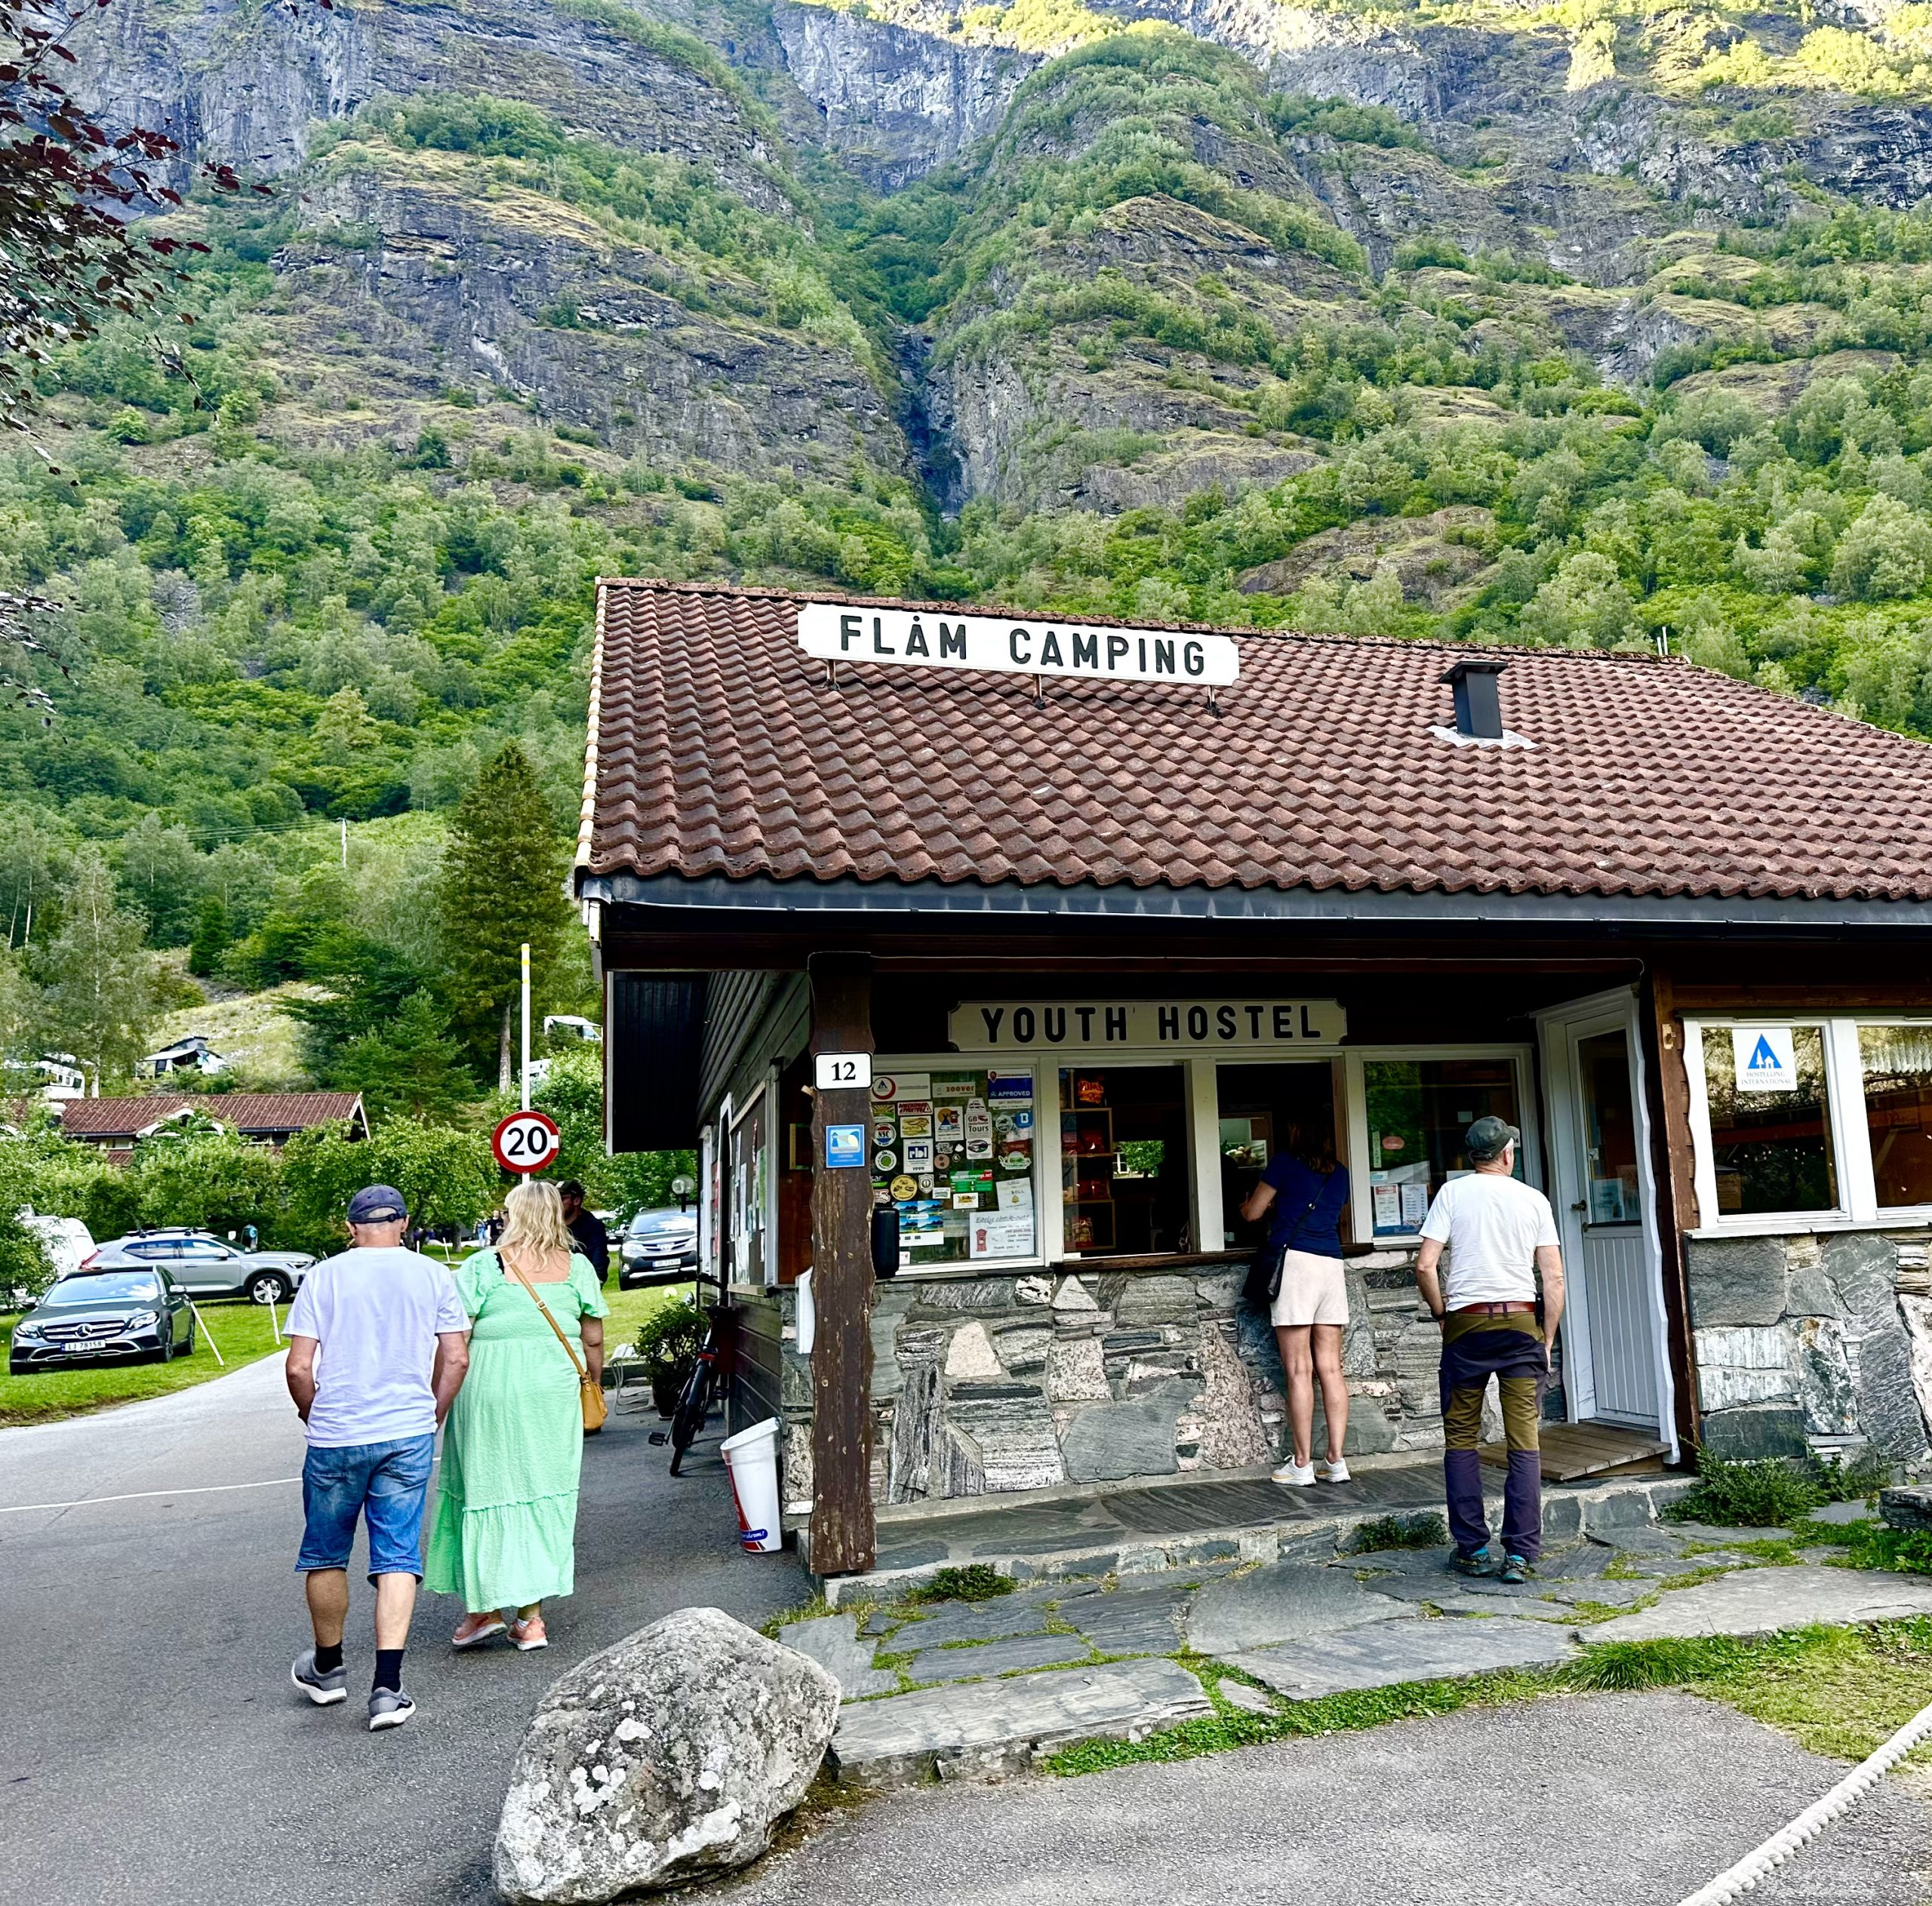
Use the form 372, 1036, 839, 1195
334, 989, 473, 1121
281, 1117, 499, 1250
282, 927, 435, 1079
30, 846, 157, 1087
435, 742, 572, 1087
113, 813, 203, 947
604, 1148, 700, 1225
1515, 551, 1639, 647
1830, 493, 1932, 601
131, 1131, 285, 1241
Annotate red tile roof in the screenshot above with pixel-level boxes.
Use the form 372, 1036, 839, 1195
60, 1093, 366, 1142
583, 579, 1932, 904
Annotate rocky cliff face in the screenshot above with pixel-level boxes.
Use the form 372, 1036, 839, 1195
54, 0, 1932, 527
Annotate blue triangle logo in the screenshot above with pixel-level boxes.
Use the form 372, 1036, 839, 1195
1746, 1035, 1780, 1072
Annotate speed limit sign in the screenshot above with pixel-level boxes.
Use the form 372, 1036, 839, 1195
492, 1109, 561, 1174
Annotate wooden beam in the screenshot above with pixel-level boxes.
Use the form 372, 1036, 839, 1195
1639, 969, 1703, 1456
808, 953, 876, 1576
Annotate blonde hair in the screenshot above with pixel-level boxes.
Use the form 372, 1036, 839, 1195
500, 1179, 574, 1265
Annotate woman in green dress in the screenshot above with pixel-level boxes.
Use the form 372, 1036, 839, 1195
426, 1177, 608, 1651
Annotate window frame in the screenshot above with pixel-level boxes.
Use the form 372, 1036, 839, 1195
1680, 1014, 1932, 1233
1341, 1044, 1543, 1247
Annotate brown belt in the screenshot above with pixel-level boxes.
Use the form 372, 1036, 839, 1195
1451, 1301, 1537, 1316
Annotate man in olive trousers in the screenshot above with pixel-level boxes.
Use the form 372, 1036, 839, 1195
1412, 1117, 1567, 1585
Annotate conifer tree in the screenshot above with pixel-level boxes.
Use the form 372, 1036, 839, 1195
435, 742, 571, 1086
335, 990, 472, 1122
186, 894, 229, 977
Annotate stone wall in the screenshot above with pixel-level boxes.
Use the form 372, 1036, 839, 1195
768, 1249, 1534, 1511
1685, 1228, 1932, 1464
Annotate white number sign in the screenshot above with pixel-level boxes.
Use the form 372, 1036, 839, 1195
493, 1109, 562, 1173
814, 1052, 872, 1091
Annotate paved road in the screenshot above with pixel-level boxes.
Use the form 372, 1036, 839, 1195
723, 1692, 1930, 1906
0, 1352, 809, 1906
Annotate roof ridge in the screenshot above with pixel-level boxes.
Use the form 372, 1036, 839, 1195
595, 576, 1694, 669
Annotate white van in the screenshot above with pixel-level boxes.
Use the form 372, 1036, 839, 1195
23, 1213, 96, 1284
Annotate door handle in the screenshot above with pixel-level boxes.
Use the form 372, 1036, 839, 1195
1571, 1201, 1587, 1213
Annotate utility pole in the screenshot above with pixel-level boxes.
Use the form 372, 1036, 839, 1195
340, 818, 348, 868
519, 942, 531, 1111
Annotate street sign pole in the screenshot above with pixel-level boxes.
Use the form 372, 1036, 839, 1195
520, 941, 531, 1111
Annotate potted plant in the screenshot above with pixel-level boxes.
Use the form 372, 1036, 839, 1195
632, 1298, 706, 1417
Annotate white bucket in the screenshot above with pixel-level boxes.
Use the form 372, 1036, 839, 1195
720, 1416, 783, 1554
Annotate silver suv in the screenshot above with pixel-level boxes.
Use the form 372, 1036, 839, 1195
87, 1229, 316, 1305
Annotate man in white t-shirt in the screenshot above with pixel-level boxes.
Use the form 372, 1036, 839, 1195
1414, 1117, 1567, 1584
284, 1185, 469, 1732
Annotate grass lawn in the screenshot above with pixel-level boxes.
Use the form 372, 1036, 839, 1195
602, 1280, 696, 1357
0, 1301, 289, 1428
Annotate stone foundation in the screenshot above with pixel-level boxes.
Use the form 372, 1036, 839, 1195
765, 1249, 1573, 1508
1686, 1228, 1932, 1464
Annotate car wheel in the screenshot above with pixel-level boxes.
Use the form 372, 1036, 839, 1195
248, 1272, 291, 1305
174, 1318, 195, 1358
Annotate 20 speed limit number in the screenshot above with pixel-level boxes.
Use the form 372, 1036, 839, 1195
492, 1110, 561, 1174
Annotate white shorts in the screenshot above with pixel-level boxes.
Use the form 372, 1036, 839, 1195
1269, 1250, 1349, 1329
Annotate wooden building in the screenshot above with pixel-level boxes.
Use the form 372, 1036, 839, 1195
580, 579, 1932, 1575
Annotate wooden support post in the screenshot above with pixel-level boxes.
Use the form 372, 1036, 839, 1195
808, 953, 876, 1576
1639, 968, 1703, 1456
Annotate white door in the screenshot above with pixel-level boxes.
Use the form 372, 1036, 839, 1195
1562, 1021, 1661, 1428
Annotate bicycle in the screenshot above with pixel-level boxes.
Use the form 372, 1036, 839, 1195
657, 1299, 740, 1476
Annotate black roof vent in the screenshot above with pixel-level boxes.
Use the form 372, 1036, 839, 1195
1441, 658, 1509, 740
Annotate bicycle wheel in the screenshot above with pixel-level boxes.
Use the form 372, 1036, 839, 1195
667, 1362, 712, 1476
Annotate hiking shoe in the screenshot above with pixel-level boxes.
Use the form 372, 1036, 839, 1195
1318, 1458, 1351, 1484
451, 1612, 506, 1649
1271, 1459, 1317, 1487
291, 1649, 348, 1706
1451, 1547, 1493, 1577
368, 1687, 416, 1732
509, 1614, 549, 1652
1500, 1554, 1533, 1585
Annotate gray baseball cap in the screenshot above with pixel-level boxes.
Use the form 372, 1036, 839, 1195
1464, 1116, 1520, 1162
347, 1184, 408, 1224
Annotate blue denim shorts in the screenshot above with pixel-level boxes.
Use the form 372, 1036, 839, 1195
296, 1434, 436, 1581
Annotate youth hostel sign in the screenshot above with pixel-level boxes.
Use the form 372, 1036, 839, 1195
949, 999, 1348, 1052
797, 601, 1241, 687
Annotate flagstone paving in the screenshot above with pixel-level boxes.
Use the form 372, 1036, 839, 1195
817, 1489, 1924, 1790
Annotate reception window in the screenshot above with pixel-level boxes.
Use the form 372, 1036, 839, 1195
1060, 1065, 1189, 1256
1360, 1056, 1525, 1237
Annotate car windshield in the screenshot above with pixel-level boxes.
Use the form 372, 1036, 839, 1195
49, 1274, 162, 1305
629, 1212, 694, 1237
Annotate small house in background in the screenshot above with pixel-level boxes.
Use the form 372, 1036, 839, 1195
543, 1014, 603, 1044
137, 1034, 229, 1081
32, 1055, 85, 1101
60, 1092, 368, 1164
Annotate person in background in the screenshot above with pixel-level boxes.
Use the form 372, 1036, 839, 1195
1413, 1115, 1567, 1585
557, 1181, 609, 1286
425, 1178, 608, 1653
285, 1185, 470, 1732
1240, 1124, 1352, 1488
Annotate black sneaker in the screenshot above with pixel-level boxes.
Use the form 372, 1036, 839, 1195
1451, 1547, 1493, 1576
291, 1649, 348, 1705
368, 1687, 416, 1732
1500, 1554, 1533, 1585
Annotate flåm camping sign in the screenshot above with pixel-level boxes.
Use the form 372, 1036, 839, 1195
797, 601, 1241, 688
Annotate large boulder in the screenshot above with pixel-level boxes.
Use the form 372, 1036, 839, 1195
494, 1606, 840, 1903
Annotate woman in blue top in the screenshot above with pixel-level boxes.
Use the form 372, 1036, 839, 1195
1240, 1126, 1352, 1488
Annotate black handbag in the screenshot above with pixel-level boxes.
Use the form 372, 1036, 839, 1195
1241, 1172, 1331, 1310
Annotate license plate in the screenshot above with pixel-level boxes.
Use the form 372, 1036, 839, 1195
653, 1258, 681, 1270
69, 1339, 117, 1354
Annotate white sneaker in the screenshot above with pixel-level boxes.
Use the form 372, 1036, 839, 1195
1318, 1458, 1352, 1483
1272, 1459, 1317, 1486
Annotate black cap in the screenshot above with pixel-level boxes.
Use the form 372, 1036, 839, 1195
347, 1184, 407, 1224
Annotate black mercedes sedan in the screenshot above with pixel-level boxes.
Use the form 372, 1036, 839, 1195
8, 1267, 195, 1374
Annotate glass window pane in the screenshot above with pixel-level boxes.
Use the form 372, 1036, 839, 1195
1860, 1025, 1932, 1209
1363, 1057, 1521, 1237
869, 1066, 1035, 1266
1577, 1030, 1641, 1225
1216, 1062, 1338, 1249
1060, 1065, 1188, 1256
1701, 1025, 1838, 1216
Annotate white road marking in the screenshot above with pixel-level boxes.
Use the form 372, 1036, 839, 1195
0, 1476, 303, 1514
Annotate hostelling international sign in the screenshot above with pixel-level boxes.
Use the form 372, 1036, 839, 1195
797, 601, 1241, 687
